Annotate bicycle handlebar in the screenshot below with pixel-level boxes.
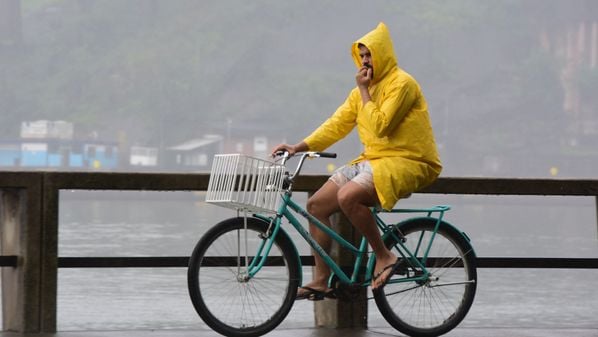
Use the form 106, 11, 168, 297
316, 152, 337, 158
273, 150, 336, 159
273, 151, 337, 188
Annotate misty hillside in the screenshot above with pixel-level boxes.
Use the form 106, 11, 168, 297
1, 0, 597, 177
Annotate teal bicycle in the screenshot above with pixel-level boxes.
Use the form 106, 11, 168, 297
188, 152, 477, 337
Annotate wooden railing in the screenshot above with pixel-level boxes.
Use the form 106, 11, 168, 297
1, 171, 597, 332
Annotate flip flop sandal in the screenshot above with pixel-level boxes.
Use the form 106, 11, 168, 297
296, 286, 336, 301
371, 258, 403, 292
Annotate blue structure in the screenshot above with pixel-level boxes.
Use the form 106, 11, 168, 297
0, 141, 21, 166
0, 139, 119, 170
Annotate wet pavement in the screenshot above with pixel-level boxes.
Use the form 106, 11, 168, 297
1, 327, 597, 337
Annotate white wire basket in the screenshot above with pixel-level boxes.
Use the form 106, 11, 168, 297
205, 154, 286, 214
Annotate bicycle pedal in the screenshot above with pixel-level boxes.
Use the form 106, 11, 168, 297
394, 259, 408, 275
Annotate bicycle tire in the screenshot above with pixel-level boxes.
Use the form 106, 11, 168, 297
187, 217, 300, 337
374, 217, 477, 337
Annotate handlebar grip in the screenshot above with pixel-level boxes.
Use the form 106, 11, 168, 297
317, 152, 337, 158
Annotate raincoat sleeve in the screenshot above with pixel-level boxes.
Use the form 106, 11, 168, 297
303, 92, 357, 151
363, 78, 417, 137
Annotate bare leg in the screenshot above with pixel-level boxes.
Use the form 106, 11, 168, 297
298, 180, 340, 295
337, 182, 396, 290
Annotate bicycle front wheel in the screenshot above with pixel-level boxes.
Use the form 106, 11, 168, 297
187, 216, 300, 337
374, 218, 477, 337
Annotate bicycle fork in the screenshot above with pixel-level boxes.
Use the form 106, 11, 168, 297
235, 214, 282, 282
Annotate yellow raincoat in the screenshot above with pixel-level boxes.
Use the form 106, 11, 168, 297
303, 22, 442, 210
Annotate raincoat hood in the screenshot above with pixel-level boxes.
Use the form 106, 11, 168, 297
351, 22, 398, 84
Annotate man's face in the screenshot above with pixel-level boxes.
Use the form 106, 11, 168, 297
358, 44, 373, 71
359, 45, 374, 76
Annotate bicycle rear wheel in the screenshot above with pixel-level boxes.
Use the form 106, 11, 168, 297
374, 218, 477, 337
187, 217, 300, 337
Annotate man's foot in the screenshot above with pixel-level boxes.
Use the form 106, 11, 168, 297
371, 255, 400, 291
296, 285, 335, 301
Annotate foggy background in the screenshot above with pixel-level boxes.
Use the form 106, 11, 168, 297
1, 0, 597, 177
1, 1, 598, 332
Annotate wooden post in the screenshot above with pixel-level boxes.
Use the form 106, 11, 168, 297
1, 187, 42, 332
39, 174, 59, 332
314, 211, 367, 329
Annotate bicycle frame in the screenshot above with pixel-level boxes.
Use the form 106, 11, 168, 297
249, 188, 452, 287
194, 151, 477, 337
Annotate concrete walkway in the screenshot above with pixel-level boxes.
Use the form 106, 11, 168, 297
1, 327, 597, 337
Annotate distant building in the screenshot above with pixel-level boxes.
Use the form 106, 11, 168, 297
253, 136, 268, 159
0, 140, 20, 166
165, 135, 223, 171
0, 138, 119, 170
129, 146, 159, 167
21, 120, 74, 140
0, 120, 118, 170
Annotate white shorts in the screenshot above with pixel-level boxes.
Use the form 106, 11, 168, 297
329, 161, 378, 201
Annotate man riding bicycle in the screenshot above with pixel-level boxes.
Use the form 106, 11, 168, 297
272, 22, 442, 299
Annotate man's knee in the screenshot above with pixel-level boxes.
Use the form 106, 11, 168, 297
307, 196, 330, 218
337, 185, 371, 213
337, 189, 356, 213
